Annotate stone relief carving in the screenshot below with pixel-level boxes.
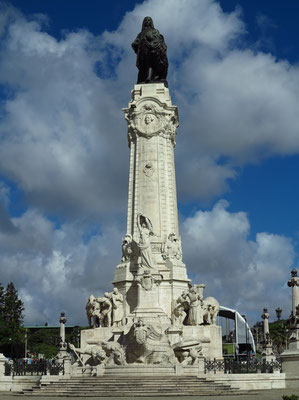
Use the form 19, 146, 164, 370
172, 286, 219, 327
136, 213, 156, 270
124, 101, 178, 146
162, 232, 182, 261
70, 341, 126, 366
143, 162, 155, 177
135, 270, 162, 291
125, 318, 177, 365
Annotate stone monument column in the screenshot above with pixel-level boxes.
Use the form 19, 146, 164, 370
113, 83, 190, 321
261, 308, 275, 362
59, 311, 67, 346
281, 270, 299, 387
261, 308, 270, 341
288, 269, 299, 316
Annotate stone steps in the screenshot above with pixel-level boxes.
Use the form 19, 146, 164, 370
17, 375, 247, 397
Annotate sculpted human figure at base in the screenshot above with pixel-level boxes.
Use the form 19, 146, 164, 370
101, 293, 112, 327
86, 295, 96, 328
111, 288, 124, 327
186, 287, 203, 326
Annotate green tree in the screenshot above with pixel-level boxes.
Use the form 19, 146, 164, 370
3, 282, 24, 324
0, 282, 25, 358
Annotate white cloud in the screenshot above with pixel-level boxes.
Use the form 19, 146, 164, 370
0, 206, 122, 325
182, 200, 294, 322
0, 0, 297, 325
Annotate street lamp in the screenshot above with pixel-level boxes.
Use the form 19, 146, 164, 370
275, 307, 282, 321
242, 314, 249, 361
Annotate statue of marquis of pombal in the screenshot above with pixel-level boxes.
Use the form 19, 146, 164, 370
77, 16, 223, 373
132, 16, 168, 86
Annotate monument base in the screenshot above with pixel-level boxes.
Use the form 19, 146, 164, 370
80, 322, 223, 362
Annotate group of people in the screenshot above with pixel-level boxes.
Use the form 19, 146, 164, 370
86, 288, 124, 329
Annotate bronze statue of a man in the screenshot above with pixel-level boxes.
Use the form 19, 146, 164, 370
132, 17, 168, 86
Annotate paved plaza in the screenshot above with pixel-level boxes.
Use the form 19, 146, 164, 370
0, 388, 299, 400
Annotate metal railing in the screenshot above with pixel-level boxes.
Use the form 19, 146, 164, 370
4, 359, 64, 376
204, 357, 282, 374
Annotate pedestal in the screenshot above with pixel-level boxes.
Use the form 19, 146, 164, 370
281, 325, 299, 388
129, 270, 170, 324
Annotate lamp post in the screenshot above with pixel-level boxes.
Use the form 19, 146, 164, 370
24, 329, 28, 358
275, 307, 282, 321
242, 315, 249, 361
287, 269, 299, 317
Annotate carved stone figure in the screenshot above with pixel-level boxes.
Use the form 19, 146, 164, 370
136, 213, 156, 270
172, 302, 186, 327
86, 295, 96, 328
162, 232, 182, 261
186, 287, 203, 326
202, 296, 219, 325
126, 318, 176, 365
121, 234, 133, 262
173, 340, 203, 365
172, 292, 189, 326
86, 295, 103, 328
111, 288, 124, 327
100, 293, 112, 327
70, 341, 126, 366
132, 16, 168, 85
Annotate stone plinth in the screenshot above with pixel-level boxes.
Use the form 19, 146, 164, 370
182, 325, 223, 360
281, 325, 299, 388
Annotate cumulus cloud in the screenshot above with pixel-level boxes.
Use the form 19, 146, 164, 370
182, 200, 294, 322
0, 205, 122, 325
0, 0, 297, 324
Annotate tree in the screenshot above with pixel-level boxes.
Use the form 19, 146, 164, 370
0, 283, 4, 316
3, 282, 24, 324
0, 282, 25, 358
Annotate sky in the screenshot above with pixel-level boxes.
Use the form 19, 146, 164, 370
0, 0, 298, 327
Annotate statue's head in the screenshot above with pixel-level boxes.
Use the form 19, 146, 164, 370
104, 292, 110, 298
113, 288, 118, 294
142, 16, 154, 30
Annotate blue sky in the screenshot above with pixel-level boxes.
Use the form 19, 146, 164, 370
0, 0, 298, 326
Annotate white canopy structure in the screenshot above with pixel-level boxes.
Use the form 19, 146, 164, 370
218, 306, 256, 355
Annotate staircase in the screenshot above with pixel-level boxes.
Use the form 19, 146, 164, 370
19, 375, 248, 397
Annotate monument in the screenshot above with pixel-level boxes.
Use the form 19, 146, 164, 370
76, 17, 222, 375
261, 308, 275, 362
280, 269, 299, 387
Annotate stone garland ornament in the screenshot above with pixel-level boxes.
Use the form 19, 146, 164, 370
124, 102, 178, 147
